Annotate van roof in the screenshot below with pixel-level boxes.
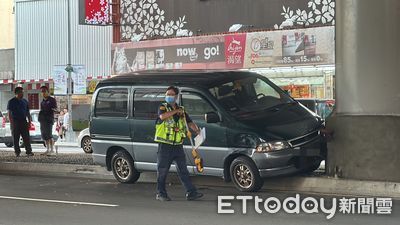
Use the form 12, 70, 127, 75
98, 70, 261, 89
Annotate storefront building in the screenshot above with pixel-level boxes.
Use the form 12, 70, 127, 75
11, 0, 336, 125
106, 0, 336, 100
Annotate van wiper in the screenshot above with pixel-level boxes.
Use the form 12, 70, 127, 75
264, 101, 296, 112
234, 102, 296, 119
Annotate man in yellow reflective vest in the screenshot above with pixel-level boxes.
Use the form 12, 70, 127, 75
154, 86, 203, 201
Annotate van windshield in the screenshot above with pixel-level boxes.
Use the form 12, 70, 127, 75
208, 76, 294, 119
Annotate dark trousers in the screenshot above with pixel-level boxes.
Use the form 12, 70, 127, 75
11, 120, 32, 154
157, 143, 196, 196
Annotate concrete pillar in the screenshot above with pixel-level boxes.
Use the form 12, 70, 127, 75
327, 0, 400, 182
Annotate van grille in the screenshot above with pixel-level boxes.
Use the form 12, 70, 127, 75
288, 130, 320, 148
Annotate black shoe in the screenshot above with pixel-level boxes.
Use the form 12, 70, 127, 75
156, 194, 171, 201
15, 153, 20, 157
186, 191, 203, 201
26, 152, 34, 157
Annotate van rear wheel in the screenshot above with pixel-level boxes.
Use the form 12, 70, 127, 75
111, 151, 140, 184
230, 156, 264, 192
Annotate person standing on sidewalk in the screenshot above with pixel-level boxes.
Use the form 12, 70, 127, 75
38, 86, 57, 156
62, 108, 69, 140
56, 110, 65, 141
7, 87, 34, 157
154, 86, 203, 201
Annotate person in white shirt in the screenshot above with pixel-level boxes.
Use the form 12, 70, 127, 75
62, 108, 69, 139
57, 111, 65, 141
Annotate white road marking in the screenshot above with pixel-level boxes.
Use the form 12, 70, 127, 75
0, 195, 119, 207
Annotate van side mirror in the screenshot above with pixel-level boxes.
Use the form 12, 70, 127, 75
205, 112, 220, 123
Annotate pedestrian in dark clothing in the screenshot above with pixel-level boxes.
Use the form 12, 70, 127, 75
7, 87, 34, 157
38, 86, 57, 156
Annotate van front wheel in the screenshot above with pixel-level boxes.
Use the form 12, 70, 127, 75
111, 151, 140, 184
230, 156, 264, 192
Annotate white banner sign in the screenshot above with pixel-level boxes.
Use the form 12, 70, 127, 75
53, 65, 68, 95
244, 26, 335, 68
53, 65, 87, 95
71, 65, 87, 95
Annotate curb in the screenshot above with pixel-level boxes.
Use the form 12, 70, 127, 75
0, 162, 112, 180
55, 142, 79, 147
0, 162, 399, 199
54, 142, 80, 153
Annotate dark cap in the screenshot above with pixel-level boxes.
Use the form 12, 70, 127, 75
14, 87, 23, 94
40, 86, 49, 92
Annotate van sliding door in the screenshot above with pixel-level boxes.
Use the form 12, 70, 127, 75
91, 88, 132, 154
131, 89, 166, 169
181, 91, 228, 176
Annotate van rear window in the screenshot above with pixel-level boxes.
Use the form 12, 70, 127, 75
95, 88, 128, 117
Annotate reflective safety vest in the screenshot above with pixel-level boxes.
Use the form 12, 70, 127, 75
154, 103, 187, 145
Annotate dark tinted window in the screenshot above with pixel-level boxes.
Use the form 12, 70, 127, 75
134, 90, 165, 119
95, 88, 128, 117
181, 92, 215, 118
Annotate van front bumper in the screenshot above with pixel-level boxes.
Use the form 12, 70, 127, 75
251, 140, 323, 178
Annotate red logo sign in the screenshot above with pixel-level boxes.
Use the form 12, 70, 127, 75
225, 34, 246, 69
85, 0, 110, 25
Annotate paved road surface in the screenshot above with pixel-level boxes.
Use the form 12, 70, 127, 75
0, 174, 397, 225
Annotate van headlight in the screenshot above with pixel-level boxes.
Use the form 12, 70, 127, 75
255, 141, 291, 153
